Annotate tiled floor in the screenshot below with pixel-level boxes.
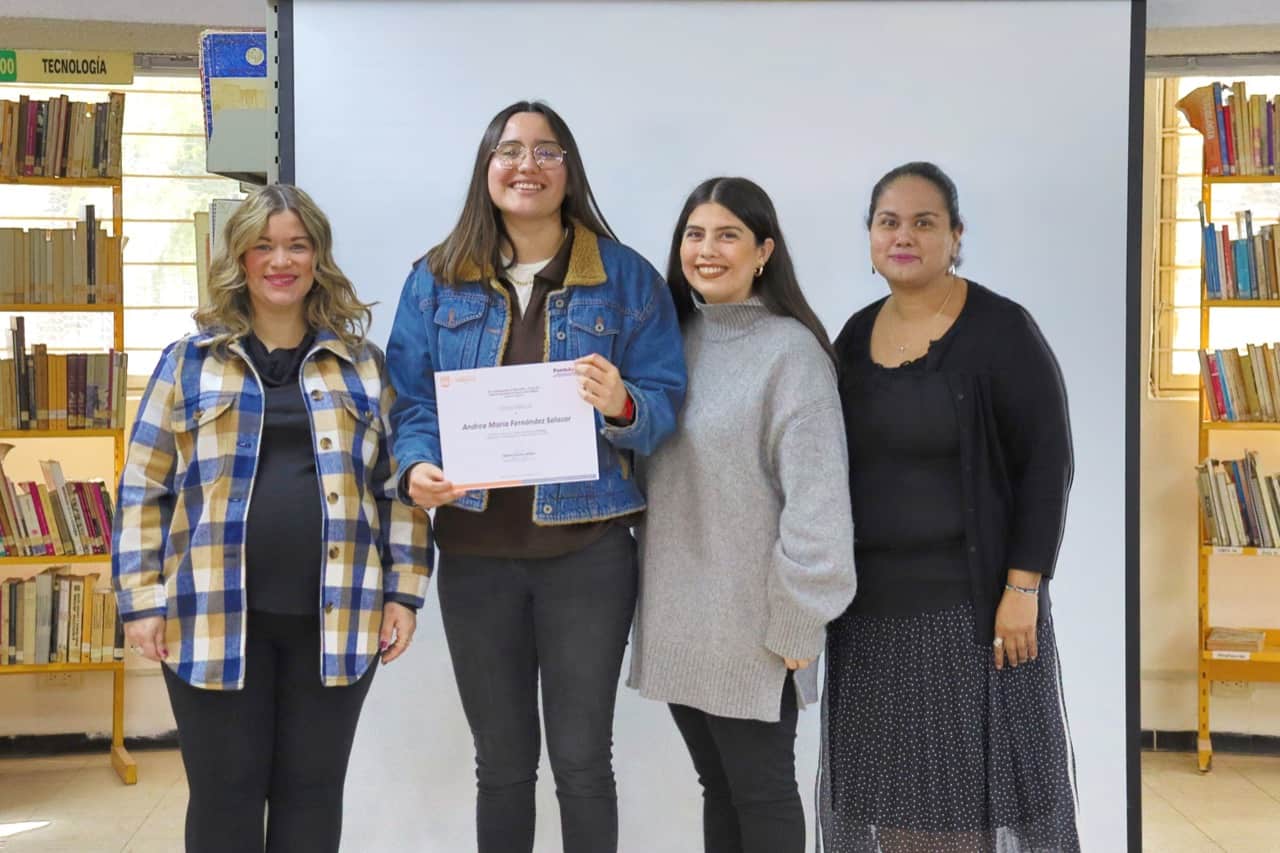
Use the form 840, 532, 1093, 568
1, 748, 1279, 851
1142, 751, 1280, 852
0, 749, 185, 852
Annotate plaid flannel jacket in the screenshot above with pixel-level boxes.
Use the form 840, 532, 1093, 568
112, 328, 431, 690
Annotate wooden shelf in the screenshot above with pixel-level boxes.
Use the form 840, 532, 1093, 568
1200, 421, 1280, 431
1204, 175, 1280, 184
0, 428, 121, 438
0, 303, 123, 313
1202, 629, 1280, 682
0, 657, 136, 784
0, 660, 121, 675
0, 175, 121, 188
1195, 155, 1280, 775
0, 554, 109, 565
1201, 545, 1280, 557
1, 96, 131, 786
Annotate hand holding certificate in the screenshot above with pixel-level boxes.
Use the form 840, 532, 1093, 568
434, 360, 600, 490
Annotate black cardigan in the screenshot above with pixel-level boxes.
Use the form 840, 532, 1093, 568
834, 281, 1074, 644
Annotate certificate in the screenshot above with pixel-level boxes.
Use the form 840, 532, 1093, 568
434, 361, 600, 490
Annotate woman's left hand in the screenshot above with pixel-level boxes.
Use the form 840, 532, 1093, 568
993, 571, 1041, 670
379, 601, 417, 665
575, 354, 629, 420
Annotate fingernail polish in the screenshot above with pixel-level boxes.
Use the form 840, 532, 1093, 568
379, 641, 388, 650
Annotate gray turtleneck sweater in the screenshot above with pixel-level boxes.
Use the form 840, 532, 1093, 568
629, 297, 856, 722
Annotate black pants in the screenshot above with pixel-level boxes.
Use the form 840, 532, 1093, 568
669, 673, 804, 853
162, 610, 376, 853
437, 525, 637, 853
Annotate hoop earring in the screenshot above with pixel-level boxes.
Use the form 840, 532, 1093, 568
948, 258, 957, 276
755, 264, 764, 278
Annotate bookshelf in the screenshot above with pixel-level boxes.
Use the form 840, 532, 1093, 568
0, 96, 133, 783
1195, 169, 1280, 774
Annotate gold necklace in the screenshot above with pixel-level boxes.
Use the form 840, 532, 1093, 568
888, 275, 958, 357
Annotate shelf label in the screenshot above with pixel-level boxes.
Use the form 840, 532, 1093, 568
1213, 546, 1244, 555
1258, 548, 1280, 557
0, 49, 133, 84
1210, 650, 1252, 660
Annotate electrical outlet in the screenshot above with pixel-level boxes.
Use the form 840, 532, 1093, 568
39, 671, 82, 688
1212, 680, 1253, 699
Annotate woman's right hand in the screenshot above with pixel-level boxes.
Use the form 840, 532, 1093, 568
124, 615, 167, 663
406, 462, 467, 510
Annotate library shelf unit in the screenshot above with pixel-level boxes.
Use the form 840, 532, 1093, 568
1195, 172, 1280, 774
0, 166, 133, 784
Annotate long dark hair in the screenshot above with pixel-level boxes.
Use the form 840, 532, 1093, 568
665, 177, 834, 360
427, 100, 616, 284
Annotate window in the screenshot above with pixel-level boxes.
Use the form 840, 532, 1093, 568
1151, 74, 1280, 397
0, 73, 245, 386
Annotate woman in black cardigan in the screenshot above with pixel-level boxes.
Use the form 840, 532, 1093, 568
820, 162, 1079, 852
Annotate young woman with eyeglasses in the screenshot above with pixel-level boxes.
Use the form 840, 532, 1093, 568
385, 100, 687, 853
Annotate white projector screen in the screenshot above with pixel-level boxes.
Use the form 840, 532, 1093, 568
287, 1, 1135, 849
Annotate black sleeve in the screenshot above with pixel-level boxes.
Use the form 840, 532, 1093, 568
383, 592, 421, 613
989, 304, 1074, 578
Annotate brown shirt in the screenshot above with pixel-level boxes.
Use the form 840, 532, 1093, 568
434, 231, 620, 558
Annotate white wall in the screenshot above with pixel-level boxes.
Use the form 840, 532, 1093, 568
292, 1, 1132, 850
0, 0, 264, 26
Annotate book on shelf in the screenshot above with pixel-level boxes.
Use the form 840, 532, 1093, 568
0, 204, 124, 305
0, 446, 114, 558
0, 93, 124, 180
1196, 203, 1280, 301
1177, 81, 1279, 177
194, 211, 211, 309
1206, 627, 1266, 652
189, 197, 243, 310
0, 568, 121, 666
1197, 451, 1280, 549
1, 317, 127, 430
1200, 342, 1280, 422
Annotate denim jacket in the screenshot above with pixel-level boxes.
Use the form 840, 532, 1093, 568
386, 222, 687, 524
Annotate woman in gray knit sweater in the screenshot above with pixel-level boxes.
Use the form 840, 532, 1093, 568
629, 177, 857, 853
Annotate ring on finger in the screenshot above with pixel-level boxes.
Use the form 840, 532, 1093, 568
992, 637, 1005, 648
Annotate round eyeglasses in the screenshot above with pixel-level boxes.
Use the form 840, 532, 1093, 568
491, 142, 568, 170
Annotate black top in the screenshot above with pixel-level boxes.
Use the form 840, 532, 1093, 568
243, 331, 323, 615
834, 282, 1073, 643
844, 342, 969, 616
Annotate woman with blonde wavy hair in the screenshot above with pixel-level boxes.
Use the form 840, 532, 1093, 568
113, 183, 430, 853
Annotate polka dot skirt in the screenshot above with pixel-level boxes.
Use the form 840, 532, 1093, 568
817, 601, 1080, 852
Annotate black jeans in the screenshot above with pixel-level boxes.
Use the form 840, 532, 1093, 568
437, 525, 638, 853
162, 610, 375, 853
669, 673, 803, 853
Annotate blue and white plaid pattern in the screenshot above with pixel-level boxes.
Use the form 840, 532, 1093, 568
113, 329, 431, 690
